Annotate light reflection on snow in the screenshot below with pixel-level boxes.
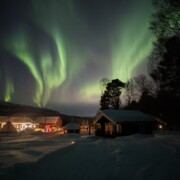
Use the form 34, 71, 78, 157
71, 141, 75, 144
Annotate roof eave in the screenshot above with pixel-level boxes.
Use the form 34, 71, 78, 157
94, 111, 117, 125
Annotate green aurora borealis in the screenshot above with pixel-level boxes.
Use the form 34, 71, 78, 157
0, 0, 153, 115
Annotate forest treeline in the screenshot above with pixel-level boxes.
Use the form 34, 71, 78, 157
99, 0, 180, 130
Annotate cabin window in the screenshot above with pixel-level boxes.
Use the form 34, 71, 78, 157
16, 124, 20, 128
105, 123, 113, 135
96, 123, 101, 129
22, 124, 27, 129
116, 124, 122, 134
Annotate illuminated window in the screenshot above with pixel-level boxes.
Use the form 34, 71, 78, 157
22, 124, 27, 129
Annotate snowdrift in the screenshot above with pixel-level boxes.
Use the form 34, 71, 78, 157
0, 132, 180, 180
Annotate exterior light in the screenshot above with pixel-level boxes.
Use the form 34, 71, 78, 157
159, 124, 163, 129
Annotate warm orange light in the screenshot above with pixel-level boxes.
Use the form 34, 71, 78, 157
159, 124, 163, 129
58, 131, 64, 134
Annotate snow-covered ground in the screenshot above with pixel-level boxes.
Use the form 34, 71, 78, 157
0, 131, 180, 180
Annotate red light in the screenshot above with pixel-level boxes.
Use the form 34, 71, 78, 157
46, 128, 52, 132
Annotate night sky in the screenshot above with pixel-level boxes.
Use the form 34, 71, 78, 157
0, 0, 153, 116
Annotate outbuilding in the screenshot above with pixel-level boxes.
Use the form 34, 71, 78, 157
63, 122, 80, 133
94, 110, 162, 137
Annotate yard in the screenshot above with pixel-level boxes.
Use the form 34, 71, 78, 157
0, 131, 180, 180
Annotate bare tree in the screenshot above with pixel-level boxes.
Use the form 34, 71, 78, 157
123, 79, 139, 105
134, 74, 157, 97
99, 77, 109, 95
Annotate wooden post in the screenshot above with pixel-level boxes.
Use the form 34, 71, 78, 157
45, 116, 46, 132
88, 119, 91, 135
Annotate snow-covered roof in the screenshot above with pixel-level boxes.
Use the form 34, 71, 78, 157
0, 116, 33, 123
0, 116, 9, 122
35, 116, 62, 123
10, 117, 33, 123
0, 116, 62, 124
64, 122, 80, 130
95, 110, 156, 124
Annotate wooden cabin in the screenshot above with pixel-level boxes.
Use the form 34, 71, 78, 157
0, 116, 35, 132
0, 116, 63, 133
35, 116, 62, 132
94, 110, 163, 137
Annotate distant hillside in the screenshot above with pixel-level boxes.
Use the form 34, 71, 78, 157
0, 100, 60, 117
0, 101, 94, 125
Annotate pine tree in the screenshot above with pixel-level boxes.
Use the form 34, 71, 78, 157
149, 0, 180, 128
100, 79, 125, 110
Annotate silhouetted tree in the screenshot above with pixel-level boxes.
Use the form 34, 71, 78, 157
134, 74, 157, 97
134, 74, 150, 96
149, 0, 180, 84
99, 77, 109, 94
123, 79, 139, 106
150, 0, 180, 98
157, 37, 180, 96
150, 0, 180, 39
149, 0, 180, 128
100, 79, 125, 110
123, 74, 157, 114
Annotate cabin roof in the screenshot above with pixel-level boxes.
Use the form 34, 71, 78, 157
0, 116, 62, 124
35, 116, 61, 123
0, 116, 33, 123
95, 110, 156, 124
64, 122, 80, 130
0, 116, 9, 122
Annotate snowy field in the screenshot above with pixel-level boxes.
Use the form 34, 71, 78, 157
0, 131, 180, 180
